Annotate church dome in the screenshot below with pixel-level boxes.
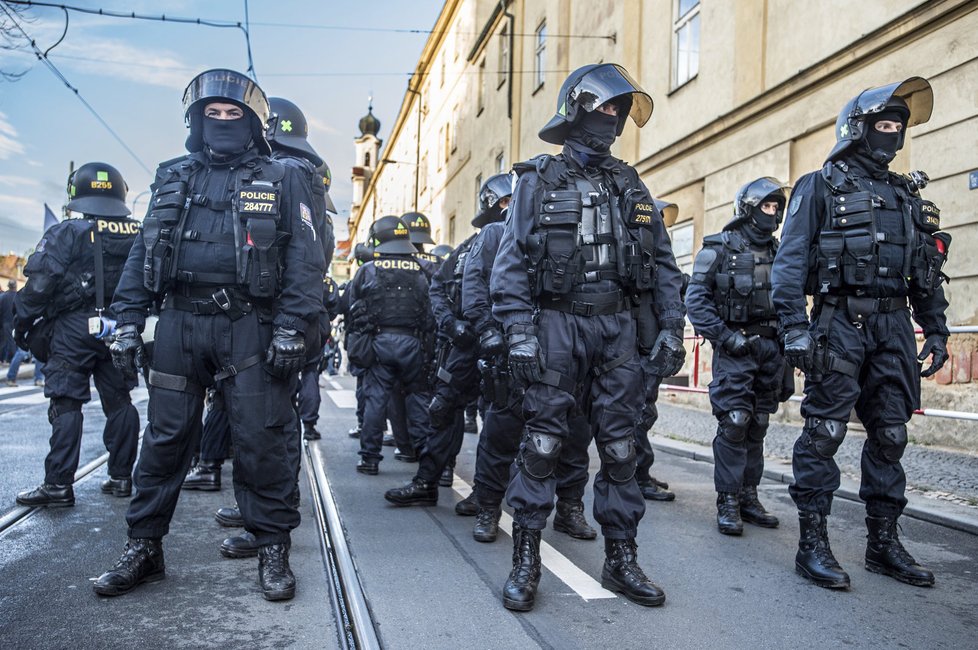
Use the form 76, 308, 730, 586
358, 103, 381, 137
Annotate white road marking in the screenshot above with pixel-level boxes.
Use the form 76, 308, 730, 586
328, 378, 343, 391
451, 476, 616, 601
326, 390, 357, 409
1, 392, 49, 406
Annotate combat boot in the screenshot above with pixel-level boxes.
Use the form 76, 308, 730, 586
739, 486, 779, 528
347, 425, 361, 439
502, 524, 542, 611
455, 492, 479, 516
215, 504, 244, 527
865, 516, 935, 587
93, 538, 165, 596
302, 421, 321, 441
384, 477, 438, 506
439, 466, 455, 487
356, 459, 379, 475
553, 499, 597, 540
464, 410, 479, 434
181, 462, 221, 491
716, 492, 744, 535
16, 483, 74, 507
258, 543, 296, 601
101, 477, 133, 498
601, 538, 666, 607
638, 481, 675, 502
473, 507, 502, 543
796, 512, 850, 589
221, 532, 258, 559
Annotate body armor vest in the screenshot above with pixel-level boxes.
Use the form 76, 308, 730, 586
141, 153, 287, 298
705, 230, 777, 324
517, 153, 660, 297
446, 235, 477, 318
809, 161, 950, 298
369, 258, 429, 330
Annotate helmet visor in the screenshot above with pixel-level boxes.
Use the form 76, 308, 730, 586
569, 64, 653, 127
183, 69, 269, 125
653, 198, 679, 228
853, 77, 933, 128
739, 177, 791, 209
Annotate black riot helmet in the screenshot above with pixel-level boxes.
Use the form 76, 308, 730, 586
353, 242, 373, 264
369, 215, 417, 255
726, 177, 790, 232
654, 198, 679, 228
266, 97, 324, 167
66, 162, 130, 218
182, 69, 271, 155
401, 211, 436, 246
472, 172, 514, 228
539, 63, 653, 145
316, 161, 338, 214
826, 76, 933, 163
430, 244, 454, 260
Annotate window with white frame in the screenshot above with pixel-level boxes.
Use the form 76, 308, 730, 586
448, 213, 456, 244
477, 58, 486, 115
673, 0, 700, 89
534, 21, 547, 90
495, 151, 506, 174
498, 26, 509, 88
474, 173, 483, 216
669, 222, 694, 274
451, 105, 458, 153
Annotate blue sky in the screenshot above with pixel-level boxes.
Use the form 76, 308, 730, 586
0, 0, 443, 254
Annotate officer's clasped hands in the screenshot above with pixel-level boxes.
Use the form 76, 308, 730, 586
266, 327, 306, 379
506, 323, 544, 385
917, 334, 949, 378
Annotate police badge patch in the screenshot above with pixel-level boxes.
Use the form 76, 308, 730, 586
35, 238, 47, 252
788, 194, 802, 218
300, 202, 316, 240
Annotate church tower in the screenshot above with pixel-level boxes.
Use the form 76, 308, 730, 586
351, 100, 382, 209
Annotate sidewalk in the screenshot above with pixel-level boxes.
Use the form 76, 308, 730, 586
651, 401, 978, 535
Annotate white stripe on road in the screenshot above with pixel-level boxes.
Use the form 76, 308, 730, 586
1, 392, 48, 406
451, 476, 616, 601
326, 390, 357, 409
328, 378, 343, 391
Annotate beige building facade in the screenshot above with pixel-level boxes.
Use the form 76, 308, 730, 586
349, 0, 978, 447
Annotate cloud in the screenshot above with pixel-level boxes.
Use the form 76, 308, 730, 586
308, 116, 341, 137
54, 39, 191, 89
0, 112, 26, 160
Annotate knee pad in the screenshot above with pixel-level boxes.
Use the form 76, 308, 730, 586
876, 424, 908, 462
748, 412, 770, 443
718, 409, 751, 443
805, 417, 847, 459
101, 391, 133, 416
517, 431, 562, 480
599, 436, 637, 484
48, 397, 83, 424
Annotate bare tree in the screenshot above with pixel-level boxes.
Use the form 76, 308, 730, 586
0, 2, 38, 82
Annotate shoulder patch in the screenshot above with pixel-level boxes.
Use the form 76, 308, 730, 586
787, 194, 803, 218
35, 237, 47, 253
691, 247, 719, 277
299, 203, 315, 240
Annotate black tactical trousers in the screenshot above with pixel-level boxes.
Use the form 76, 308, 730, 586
351, 367, 366, 429
297, 359, 322, 425
42, 310, 139, 485
198, 398, 231, 463
417, 344, 481, 482
635, 360, 662, 484
791, 307, 918, 517
475, 399, 590, 509
710, 335, 784, 493
127, 308, 299, 546
506, 309, 645, 539
359, 332, 433, 462
386, 384, 416, 453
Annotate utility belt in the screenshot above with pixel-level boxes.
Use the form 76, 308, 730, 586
538, 289, 632, 317
374, 325, 420, 338
162, 286, 256, 321
814, 294, 908, 326
733, 321, 779, 340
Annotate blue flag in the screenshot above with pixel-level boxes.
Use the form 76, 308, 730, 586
43, 203, 59, 232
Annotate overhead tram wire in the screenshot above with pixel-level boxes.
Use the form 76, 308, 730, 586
5, 1, 616, 40
0, 1, 151, 174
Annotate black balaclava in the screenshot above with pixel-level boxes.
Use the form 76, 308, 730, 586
743, 197, 783, 245
566, 110, 619, 163
860, 109, 908, 167
202, 115, 254, 156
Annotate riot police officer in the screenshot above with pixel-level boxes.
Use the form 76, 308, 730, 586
490, 64, 686, 610
772, 77, 948, 589
687, 178, 792, 535
93, 69, 325, 602
14, 162, 140, 507
345, 216, 434, 474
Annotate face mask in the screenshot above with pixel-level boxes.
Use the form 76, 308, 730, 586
569, 110, 619, 152
202, 115, 253, 155
749, 206, 779, 233
864, 126, 902, 164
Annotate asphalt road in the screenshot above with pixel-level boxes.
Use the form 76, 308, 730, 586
1, 374, 976, 649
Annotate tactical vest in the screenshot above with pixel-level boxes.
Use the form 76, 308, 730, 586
52, 217, 140, 316
702, 230, 777, 324
446, 235, 477, 318
809, 161, 950, 298
516, 153, 660, 297
274, 153, 331, 262
142, 154, 287, 298
369, 257, 429, 330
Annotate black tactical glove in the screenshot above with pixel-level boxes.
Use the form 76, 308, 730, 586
348, 299, 373, 332
721, 330, 751, 357
917, 334, 949, 378
783, 327, 815, 374
13, 320, 30, 351
478, 328, 505, 357
429, 394, 454, 430
266, 327, 305, 379
648, 329, 686, 378
507, 323, 544, 386
450, 319, 477, 350
110, 324, 146, 376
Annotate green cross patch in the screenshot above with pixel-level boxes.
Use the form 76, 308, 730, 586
281, 120, 293, 133
96, 171, 109, 181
